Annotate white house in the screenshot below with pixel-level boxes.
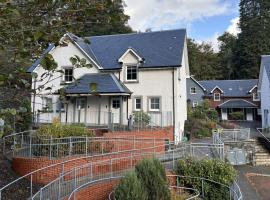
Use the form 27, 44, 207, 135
258, 55, 270, 128
27, 29, 190, 142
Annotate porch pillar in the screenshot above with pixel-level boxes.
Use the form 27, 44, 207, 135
120, 96, 123, 125
98, 96, 101, 125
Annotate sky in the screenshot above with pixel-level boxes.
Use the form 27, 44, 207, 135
124, 0, 241, 51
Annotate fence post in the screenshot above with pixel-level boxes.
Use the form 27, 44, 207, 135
30, 174, 33, 198
172, 150, 175, 169
21, 133, 24, 148
3, 137, 5, 155
85, 136, 88, 156
29, 135, 32, 157
49, 136, 52, 160
58, 176, 61, 199
201, 179, 204, 198
69, 137, 72, 156
110, 159, 113, 178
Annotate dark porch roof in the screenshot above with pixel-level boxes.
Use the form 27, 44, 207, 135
65, 73, 131, 95
218, 99, 258, 108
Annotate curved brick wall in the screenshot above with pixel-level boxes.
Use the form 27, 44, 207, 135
12, 128, 173, 185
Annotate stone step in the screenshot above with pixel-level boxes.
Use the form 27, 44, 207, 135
255, 162, 270, 166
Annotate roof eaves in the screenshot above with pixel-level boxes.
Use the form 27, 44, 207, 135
65, 33, 103, 70
210, 86, 224, 94
190, 76, 206, 91
110, 74, 132, 94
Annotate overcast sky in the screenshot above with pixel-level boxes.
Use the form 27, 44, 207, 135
124, 0, 240, 50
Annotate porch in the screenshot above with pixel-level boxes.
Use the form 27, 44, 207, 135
218, 99, 258, 121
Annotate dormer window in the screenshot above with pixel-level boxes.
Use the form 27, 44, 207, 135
214, 93, 220, 101
126, 66, 138, 82
190, 87, 196, 94
63, 67, 73, 83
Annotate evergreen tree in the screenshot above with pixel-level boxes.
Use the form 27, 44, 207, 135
234, 0, 270, 79
188, 39, 221, 80
217, 32, 237, 79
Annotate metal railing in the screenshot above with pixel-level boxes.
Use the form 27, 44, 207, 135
30, 142, 225, 200
217, 128, 251, 142
0, 137, 171, 200
108, 175, 201, 200
0, 138, 225, 200
34, 111, 173, 132
3, 130, 170, 159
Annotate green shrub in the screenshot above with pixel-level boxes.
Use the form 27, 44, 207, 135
37, 121, 94, 138
230, 112, 244, 120
114, 172, 147, 200
185, 118, 214, 139
133, 111, 151, 126
175, 158, 237, 200
206, 110, 218, 121
135, 158, 171, 200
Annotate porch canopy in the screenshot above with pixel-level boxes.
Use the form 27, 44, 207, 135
64, 73, 131, 96
218, 99, 258, 109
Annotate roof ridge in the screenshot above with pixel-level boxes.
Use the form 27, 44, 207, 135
85, 29, 186, 38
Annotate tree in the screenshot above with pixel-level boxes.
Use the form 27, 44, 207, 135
0, 0, 132, 134
114, 172, 148, 200
188, 39, 220, 80
234, 0, 270, 79
217, 32, 237, 79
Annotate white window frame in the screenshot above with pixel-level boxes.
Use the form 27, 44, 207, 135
253, 92, 260, 101
192, 101, 198, 108
134, 97, 142, 111
149, 97, 161, 112
126, 65, 138, 82
190, 87, 196, 94
63, 67, 74, 83
214, 93, 220, 101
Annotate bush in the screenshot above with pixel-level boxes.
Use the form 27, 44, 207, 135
133, 111, 151, 126
135, 158, 171, 200
114, 172, 147, 200
230, 111, 244, 120
37, 119, 94, 138
175, 158, 237, 200
185, 118, 215, 139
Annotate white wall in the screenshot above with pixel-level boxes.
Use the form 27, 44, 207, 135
261, 67, 270, 128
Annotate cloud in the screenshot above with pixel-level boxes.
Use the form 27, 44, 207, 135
197, 32, 220, 52
124, 0, 231, 31
226, 17, 240, 36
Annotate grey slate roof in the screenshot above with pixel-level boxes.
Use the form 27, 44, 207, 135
198, 79, 258, 97
27, 29, 186, 72
27, 44, 55, 73
79, 29, 186, 69
65, 73, 131, 94
218, 99, 257, 108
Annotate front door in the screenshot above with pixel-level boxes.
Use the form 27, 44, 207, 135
111, 97, 121, 124
75, 98, 86, 124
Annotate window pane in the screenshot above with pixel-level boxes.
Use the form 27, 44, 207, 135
112, 99, 120, 109
135, 98, 141, 110
150, 98, 160, 110
127, 66, 137, 81
64, 68, 73, 82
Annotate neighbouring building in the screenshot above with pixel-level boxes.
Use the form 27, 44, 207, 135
186, 77, 260, 121
186, 76, 206, 107
258, 55, 270, 128
27, 29, 190, 142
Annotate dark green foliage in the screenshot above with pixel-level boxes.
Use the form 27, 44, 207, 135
186, 100, 217, 139
135, 158, 171, 200
187, 39, 221, 80
0, 0, 133, 129
133, 111, 151, 126
114, 172, 148, 200
229, 111, 244, 120
217, 32, 237, 79
175, 158, 237, 200
233, 0, 270, 79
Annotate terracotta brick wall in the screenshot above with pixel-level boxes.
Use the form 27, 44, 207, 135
68, 179, 119, 200
12, 128, 173, 185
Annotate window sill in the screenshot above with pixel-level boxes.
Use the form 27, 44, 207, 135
124, 80, 139, 84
